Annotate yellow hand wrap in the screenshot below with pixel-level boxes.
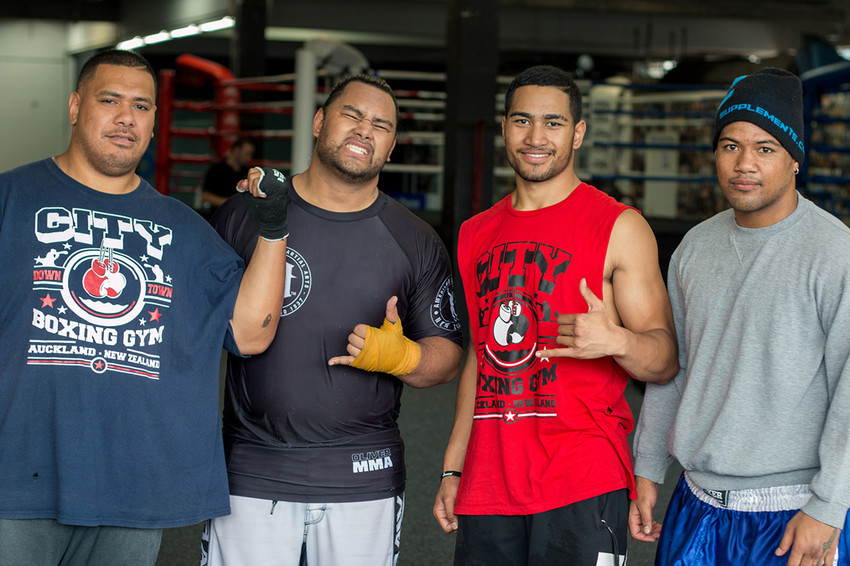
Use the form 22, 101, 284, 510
351, 318, 421, 376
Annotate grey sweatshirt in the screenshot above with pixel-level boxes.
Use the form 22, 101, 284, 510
634, 195, 850, 528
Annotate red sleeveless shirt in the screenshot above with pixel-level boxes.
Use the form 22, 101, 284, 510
455, 183, 635, 515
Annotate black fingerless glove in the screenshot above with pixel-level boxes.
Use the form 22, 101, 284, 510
245, 167, 290, 241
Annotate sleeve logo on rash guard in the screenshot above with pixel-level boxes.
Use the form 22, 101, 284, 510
431, 276, 461, 331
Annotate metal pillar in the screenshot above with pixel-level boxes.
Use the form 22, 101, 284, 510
230, 0, 266, 78
292, 48, 318, 176
231, 0, 267, 157
442, 0, 499, 254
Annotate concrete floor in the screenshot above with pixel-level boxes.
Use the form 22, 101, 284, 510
155, 377, 681, 566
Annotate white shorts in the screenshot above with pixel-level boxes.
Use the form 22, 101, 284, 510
202, 494, 404, 566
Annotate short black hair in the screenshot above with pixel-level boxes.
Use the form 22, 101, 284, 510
76, 49, 157, 94
504, 65, 582, 123
230, 138, 255, 151
322, 75, 399, 132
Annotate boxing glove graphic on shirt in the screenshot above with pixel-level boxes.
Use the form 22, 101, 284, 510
493, 299, 530, 346
83, 245, 126, 299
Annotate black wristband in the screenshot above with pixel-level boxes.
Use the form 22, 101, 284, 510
440, 470, 462, 481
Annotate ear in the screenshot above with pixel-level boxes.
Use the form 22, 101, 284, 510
573, 120, 587, 150
312, 108, 325, 138
501, 115, 507, 141
68, 92, 81, 126
386, 137, 397, 163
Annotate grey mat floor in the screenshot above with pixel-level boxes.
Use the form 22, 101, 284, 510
155, 371, 680, 566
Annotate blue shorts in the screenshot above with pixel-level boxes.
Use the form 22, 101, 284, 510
657, 473, 848, 566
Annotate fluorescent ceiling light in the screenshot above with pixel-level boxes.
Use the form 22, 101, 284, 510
266, 26, 441, 47
117, 36, 145, 50
199, 16, 235, 32
115, 16, 233, 49
170, 24, 201, 38
144, 31, 171, 44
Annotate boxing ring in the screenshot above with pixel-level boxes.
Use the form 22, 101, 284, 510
152, 54, 849, 223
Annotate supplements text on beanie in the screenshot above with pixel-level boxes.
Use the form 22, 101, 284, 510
717, 102, 805, 154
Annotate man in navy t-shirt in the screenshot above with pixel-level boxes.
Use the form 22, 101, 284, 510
0, 50, 289, 566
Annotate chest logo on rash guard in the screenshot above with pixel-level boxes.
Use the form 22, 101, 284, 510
483, 292, 538, 374
281, 246, 312, 317
431, 276, 461, 331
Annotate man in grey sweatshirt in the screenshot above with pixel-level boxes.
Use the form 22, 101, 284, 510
631, 68, 850, 566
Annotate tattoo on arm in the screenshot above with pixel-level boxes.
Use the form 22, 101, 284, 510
262, 314, 272, 328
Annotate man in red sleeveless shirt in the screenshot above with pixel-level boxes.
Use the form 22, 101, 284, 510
433, 65, 679, 565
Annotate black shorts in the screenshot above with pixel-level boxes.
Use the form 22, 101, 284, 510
454, 489, 628, 566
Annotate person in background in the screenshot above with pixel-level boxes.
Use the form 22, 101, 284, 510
200, 138, 255, 214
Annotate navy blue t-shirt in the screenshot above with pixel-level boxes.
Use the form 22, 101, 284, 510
0, 159, 243, 528
213, 179, 462, 502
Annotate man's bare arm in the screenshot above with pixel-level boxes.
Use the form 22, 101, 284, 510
230, 237, 287, 355
434, 350, 477, 533
230, 167, 290, 355
327, 295, 461, 387
607, 210, 678, 382
400, 336, 462, 388
541, 210, 678, 383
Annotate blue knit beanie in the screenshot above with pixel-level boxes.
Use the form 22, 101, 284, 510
713, 68, 805, 164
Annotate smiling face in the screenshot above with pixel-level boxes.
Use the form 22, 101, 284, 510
69, 63, 156, 179
313, 81, 397, 183
715, 120, 799, 228
502, 85, 586, 185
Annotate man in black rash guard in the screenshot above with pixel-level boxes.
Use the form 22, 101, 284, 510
203, 75, 464, 566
